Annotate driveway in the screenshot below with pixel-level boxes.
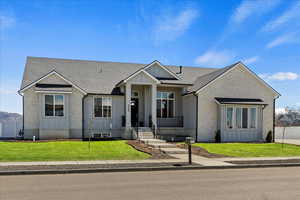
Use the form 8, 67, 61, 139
1, 167, 300, 200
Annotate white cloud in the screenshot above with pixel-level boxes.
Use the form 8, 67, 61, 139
195, 50, 235, 66
0, 14, 16, 29
230, 0, 281, 24
243, 56, 259, 64
266, 32, 300, 48
259, 72, 299, 81
262, 1, 300, 32
0, 88, 17, 95
153, 7, 199, 42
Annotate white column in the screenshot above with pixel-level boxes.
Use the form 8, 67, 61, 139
151, 84, 157, 127
125, 83, 132, 128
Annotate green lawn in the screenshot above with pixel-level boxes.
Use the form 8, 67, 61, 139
0, 141, 150, 162
194, 143, 300, 157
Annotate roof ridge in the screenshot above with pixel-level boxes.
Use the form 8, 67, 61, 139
27, 56, 219, 70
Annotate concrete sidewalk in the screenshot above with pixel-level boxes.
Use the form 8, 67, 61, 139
0, 159, 181, 167
275, 139, 300, 146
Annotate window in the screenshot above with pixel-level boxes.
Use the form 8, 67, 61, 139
156, 91, 175, 118
235, 108, 242, 129
242, 108, 248, 129
250, 107, 257, 128
226, 107, 233, 129
94, 97, 112, 118
45, 95, 64, 117
235, 107, 258, 129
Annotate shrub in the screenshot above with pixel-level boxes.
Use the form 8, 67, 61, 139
266, 131, 273, 143
215, 130, 221, 143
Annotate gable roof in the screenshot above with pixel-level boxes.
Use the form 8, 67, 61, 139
20, 57, 217, 94
20, 57, 280, 97
19, 70, 87, 94
189, 62, 237, 93
190, 62, 280, 98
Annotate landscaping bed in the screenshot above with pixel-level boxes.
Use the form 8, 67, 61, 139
127, 140, 174, 159
0, 141, 150, 162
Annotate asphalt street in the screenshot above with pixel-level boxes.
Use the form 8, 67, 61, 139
1, 167, 300, 200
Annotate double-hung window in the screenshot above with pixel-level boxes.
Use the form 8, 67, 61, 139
45, 95, 64, 117
156, 91, 175, 118
94, 97, 112, 118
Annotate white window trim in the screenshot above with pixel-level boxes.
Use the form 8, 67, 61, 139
156, 91, 176, 118
228, 105, 258, 130
249, 107, 258, 129
225, 106, 234, 130
93, 96, 112, 119
44, 94, 65, 118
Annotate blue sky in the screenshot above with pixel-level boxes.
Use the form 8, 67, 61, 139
1, 0, 300, 114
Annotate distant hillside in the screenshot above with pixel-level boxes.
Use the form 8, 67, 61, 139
0, 111, 22, 122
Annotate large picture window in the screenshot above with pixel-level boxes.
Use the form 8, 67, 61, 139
234, 107, 257, 129
157, 91, 175, 118
45, 95, 64, 117
94, 97, 112, 118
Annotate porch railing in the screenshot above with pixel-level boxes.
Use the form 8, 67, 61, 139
157, 116, 184, 128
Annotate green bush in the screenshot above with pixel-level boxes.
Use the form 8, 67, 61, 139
215, 130, 221, 143
266, 130, 273, 143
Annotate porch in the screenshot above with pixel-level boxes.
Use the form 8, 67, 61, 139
122, 83, 184, 129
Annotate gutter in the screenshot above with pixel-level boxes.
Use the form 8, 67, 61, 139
17, 91, 24, 134
193, 93, 198, 142
82, 94, 88, 140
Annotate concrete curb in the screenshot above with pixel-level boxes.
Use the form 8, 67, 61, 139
1, 163, 300, 176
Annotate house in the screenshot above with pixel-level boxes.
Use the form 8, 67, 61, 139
18, 57, 280, 142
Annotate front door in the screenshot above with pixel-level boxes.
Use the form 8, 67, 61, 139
131, 98, 139, 127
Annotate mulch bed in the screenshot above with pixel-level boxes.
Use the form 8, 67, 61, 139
228, 159, 300, 165
127, 140, 175, 159
176, 143, 228, 158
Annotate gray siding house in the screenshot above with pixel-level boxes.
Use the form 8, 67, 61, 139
19, 57, 280, 142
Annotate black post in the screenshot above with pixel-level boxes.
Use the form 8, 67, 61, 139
188, 143, 192, 165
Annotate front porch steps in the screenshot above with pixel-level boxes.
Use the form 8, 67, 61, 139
138, 132, 154, 139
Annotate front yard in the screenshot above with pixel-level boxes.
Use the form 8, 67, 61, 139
194, 143, 300, 157
0, 141, 150, 162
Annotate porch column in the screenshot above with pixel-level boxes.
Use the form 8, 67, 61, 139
125, 83, 132, 128
151, 84, 157, 127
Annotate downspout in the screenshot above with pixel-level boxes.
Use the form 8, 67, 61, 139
82, 94, 88, 140
22, 95, 24, 133
193, 93, 198, 142
18, 91, 24, 135
273, 98, 277, 143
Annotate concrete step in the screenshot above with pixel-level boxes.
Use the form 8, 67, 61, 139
140, 139, 166, 144
160, 148, 188, 154
138, 127, 152, 132
148, 143, 177, 148
139, 136, 154, 139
